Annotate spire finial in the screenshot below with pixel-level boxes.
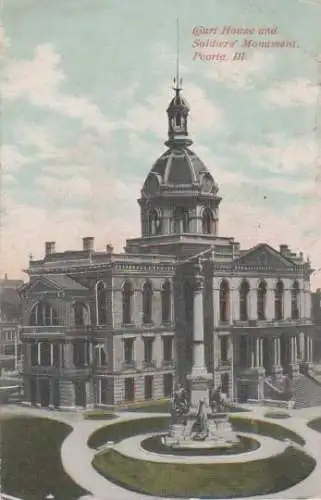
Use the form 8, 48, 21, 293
173, 17, 182, 92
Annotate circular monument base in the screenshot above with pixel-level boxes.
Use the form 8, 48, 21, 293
162, 412, 239, 450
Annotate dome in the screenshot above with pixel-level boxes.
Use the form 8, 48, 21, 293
146, 147, 217, 189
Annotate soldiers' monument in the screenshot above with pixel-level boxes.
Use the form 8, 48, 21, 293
162, 262, 239, 449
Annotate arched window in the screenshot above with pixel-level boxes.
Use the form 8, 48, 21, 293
142, 281, 153, 324
122, 280, 133, 325
239, 280, 250, 321
161, 280, 171, 323
148, 209, 162, 236
275, 280, 284, 320
202, 208, 215, 235
96, 281, 107, 325
291, 281, 300, 319
173, 207, 189, 233
74, 302, 90, 327
257, 280, 267, 321
219, 280, 229, 323
30, 301, 58, 326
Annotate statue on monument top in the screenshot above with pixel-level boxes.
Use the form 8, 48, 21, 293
193, 259, 205, 289
171, 384, 189, 422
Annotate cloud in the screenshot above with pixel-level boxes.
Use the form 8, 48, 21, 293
0, 183, 141, 279
199, 51, 274, 90
2, 44, 118, 136
2, 145, 31, 173
233, 133, 317, 175
263, 78, 319, 107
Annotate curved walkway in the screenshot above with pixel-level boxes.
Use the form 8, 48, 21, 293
114, 431, 287, 464
4, 404, 321, 500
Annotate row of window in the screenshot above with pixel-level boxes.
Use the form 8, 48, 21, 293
124, 373, 174, 401
29, 336, 173, 369
147, 207, 216, 236
219, 279, 301, 322
120, 280, 171, 325
30, 340, 107, 368
29, 279, 173, 327
123, 336, 173, 365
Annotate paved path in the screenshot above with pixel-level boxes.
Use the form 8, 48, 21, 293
3, 404, 321, 499
113, 431, 287, 464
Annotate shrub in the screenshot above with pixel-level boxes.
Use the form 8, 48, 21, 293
118, 399, 171, 412
84, 410, 116, 420
264, 411, 290, 419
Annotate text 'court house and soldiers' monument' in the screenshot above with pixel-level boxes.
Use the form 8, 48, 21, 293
19, 66, 320, 410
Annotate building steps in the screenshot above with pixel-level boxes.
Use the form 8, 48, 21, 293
264, 375, 321, 409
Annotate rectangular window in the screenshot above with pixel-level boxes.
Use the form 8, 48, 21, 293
144, 338, 153, 363
124, 377, 135, 401
163, 373, 173, 397
144, 375, 153, 400
124, 339, 134, 364
220, 336, 229, 362
163, 336, 173, 361
100, 378, 109, 404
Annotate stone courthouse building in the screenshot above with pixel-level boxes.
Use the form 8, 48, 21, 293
20, 78, 320, 409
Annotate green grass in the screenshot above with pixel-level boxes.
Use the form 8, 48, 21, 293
122, 400, 172, 413
264, 411, 291, 419
307, 416, 321, 432
141, 434, 260, 456
84, 409, 116, 420
230, 416, 305, 445
118, 399, 249, 413
88, 415, 306, 450
93, 446, 315, 498
88, 416, 171, 448
0, 416, 88, 500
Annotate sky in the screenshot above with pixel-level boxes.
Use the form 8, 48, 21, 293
1, 0, 321, 288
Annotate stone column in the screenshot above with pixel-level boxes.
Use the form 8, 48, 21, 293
288, 336, 299, 378
266, 287, 274, 320
255, 338, 260, 367
284, 288, 292, 320
37, 342, 41, 365
187, 262, 213, 407
36, 379, 41, 407
50, 344, 54, 366
249, 337, 255, 368
260, 338, 264, 367
49, 379, 55, 409
272, 336, 282, 379
191, 271, 206, 375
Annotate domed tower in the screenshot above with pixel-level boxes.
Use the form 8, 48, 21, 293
126, 78, 222, 257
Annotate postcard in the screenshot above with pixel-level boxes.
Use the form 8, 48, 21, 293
1, 1, 321, 499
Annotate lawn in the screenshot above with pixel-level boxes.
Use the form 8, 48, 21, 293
0, 415, 88, 500
88, 416, 171, 448
93, 446, 315, 498
120, 400, 249, 414
141, 434, 260, 456
307, 416, 321, 433
88, 415, 305, 450
230, 416, 305, 445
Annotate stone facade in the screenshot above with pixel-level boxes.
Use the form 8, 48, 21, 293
20, 81, 316, 409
